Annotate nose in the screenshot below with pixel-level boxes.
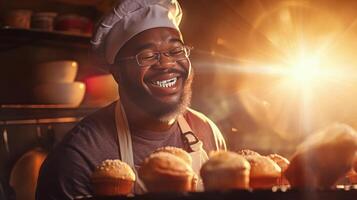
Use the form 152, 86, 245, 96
153, 53, 176, 69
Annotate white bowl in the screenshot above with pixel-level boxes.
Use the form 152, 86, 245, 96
33, 81, 85, 107
82, 74, 119, 107
35, 60, 78, 83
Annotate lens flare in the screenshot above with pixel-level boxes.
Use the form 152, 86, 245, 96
202, 0, 357, 141
289, 54, 322, 87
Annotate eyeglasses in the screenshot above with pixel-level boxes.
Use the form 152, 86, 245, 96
117, 45, 192, 67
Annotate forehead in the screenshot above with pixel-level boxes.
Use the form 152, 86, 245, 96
134, 27, 182, 42
119, 28, 183, 54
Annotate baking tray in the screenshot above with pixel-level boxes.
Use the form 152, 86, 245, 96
83, 186, 357, 200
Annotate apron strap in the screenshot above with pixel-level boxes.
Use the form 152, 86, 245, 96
177, 115, 203, 152
115, 102, 134, 167
115, 101, 146, 194
177, 115, 208, 192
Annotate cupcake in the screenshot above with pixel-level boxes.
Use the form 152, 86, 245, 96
200, 151, 250, 191
139, 152, 196, 193
237, 149, 261, 156
267, 154, 290, 186
91, 159, 136, 196
285, 123, 357, 189
153, 146, 192, 166
244, 155, 281, 189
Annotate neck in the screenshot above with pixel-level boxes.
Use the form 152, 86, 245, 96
119, 94, 176, 132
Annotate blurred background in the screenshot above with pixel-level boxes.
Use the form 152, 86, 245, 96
1, 0, 357, 199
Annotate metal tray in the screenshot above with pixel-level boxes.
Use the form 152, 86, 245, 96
82, 186, 357, 200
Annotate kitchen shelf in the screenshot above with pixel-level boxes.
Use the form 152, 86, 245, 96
0, 104, 98, 122
0, 27, 91, 51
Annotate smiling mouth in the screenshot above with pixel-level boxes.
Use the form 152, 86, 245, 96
151, 77, 177, 88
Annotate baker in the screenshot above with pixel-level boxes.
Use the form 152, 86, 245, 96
36, 0, 226, 199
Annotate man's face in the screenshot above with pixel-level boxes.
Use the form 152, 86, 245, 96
112, 27, 193, 121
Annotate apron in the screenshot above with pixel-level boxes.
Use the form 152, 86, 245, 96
114, 101, 209, 194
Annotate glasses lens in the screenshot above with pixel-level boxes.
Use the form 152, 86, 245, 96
136, 46, 192, 66
169, 46, 191, 61
136, 52, 159, 66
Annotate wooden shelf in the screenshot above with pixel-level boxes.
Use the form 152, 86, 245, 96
47, 0, 102, 6
0, 27, 91, 51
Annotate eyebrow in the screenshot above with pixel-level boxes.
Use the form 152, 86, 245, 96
134, 38, 184, 52
169, 38, 184, 45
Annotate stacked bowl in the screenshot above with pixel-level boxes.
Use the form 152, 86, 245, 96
32, 60, 85, 107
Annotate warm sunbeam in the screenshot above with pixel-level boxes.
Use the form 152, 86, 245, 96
289, 55, 321, 87
206, 0, 357, 141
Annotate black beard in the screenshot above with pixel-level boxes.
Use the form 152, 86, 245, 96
119, 70, 193, 122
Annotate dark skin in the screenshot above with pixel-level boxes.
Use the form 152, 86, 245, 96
111, 27, 192, 132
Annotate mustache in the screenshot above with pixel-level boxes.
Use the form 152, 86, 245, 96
167, 68, 187, 76
146, 67, 189, 79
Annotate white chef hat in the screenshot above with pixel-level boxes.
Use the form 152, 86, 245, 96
91, 0, 183, 66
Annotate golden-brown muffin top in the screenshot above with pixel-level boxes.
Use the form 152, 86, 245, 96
267, 154, 290, 172
91, 159, 136, 181
153, 146, 192, 166
244, 155, 281, 178
201, 151, 250, 174
139, 152, 195, 181
296, 123, 357, 154
285, 123, 357, 189
237, 149, 261, 156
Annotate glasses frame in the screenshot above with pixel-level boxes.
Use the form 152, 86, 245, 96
116, 45, 193, 67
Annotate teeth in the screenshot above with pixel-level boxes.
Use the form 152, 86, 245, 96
153, 77, 177, 88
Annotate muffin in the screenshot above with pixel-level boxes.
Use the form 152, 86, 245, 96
237, 149, 261, 156
139, 152, 196, 193
244, 155, 281, 189
267, 154, 290, 186
285, 123, 357, 189
154, 146, 192, 166
200, 151, 250, 191
91, 159, 136, 196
